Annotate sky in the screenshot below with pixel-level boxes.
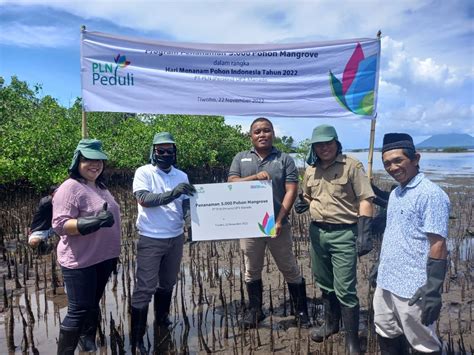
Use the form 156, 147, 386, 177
0, 0, 473, 149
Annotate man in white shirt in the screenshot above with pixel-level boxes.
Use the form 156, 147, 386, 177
374, 133, 450, 355
130, 132, 195, 355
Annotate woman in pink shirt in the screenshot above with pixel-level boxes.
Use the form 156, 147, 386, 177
53, 139, 121, 355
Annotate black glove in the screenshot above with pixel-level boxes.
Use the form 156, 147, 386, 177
371, 182, 390, 208
369, 259, 379, 288
171, 183, 196, 198
135, 183, 196, 207
294, 193, 309, 214
77, 202, 115, 235
408, 257, 447, 325
371, 211, 387, 235
356, 216, 373, 256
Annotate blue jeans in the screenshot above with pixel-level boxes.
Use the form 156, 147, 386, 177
61, 258, 117, 329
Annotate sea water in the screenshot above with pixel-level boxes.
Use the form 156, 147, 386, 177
292, 152, 474, 178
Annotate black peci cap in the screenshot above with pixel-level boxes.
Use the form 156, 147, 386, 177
382, 133, 415, 153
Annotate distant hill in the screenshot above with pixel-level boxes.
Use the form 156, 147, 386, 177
416, 133, 474, 149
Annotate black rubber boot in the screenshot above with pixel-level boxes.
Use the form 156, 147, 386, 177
131, 305, 149, 355
287, 278, 311, 328
78, 308, 99, 352
57, 325, 80, 355
154, 289, 173, 327
412, 350, 442, 355
378, 334, 410, 355
311, 292, 341, 342
341, 305, 361, 354
240, 279, 265, 329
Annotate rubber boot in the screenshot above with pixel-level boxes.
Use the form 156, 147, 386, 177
412, 350, 442, 355
378, 334, 410, 355
154, 289, 173, 327
240, 279, 265, 329
131, 305, 149, 355
311, 291, 341, 342
341, 305, 361, 354
287, 278, 311, 328
57, 325, 80, 355
78, 308, 99, 352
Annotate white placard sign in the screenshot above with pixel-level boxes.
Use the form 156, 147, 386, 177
190, 181, 275, 241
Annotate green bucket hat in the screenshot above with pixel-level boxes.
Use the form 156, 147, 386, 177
306, 125, 339, 165
309, 124, 338, 144
149, 132, 176, 163
153, 132, 176, 145
69, 139, 108, 170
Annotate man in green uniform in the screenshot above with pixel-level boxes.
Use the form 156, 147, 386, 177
295, 124, 374, 354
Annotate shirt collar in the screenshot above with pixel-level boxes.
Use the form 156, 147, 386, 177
250, 146, 279, 157
315, 153, 345, 169
155, 165, 176, 176
399, 172, 424, 192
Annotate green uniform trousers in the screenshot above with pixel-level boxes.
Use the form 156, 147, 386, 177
309, 222, 359, 307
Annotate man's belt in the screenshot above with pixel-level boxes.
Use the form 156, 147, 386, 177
312, 221, 356, 231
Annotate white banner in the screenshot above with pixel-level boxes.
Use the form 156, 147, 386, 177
189, 181, 275, 241
81, 30, 380, 118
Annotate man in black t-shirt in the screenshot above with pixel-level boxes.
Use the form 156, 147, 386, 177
28, 185, 58, 247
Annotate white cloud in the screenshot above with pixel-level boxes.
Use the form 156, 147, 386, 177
379, 99, 474, 136
381, 36, 466, 88
0, 0, 435, 43
378, 79, 405, 97
410, 57, 460, 86
0, 23, 75, 47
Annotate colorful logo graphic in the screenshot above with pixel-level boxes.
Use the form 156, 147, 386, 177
92, 54, 134, 87
258, 212, 275, 237
329, 43, 377, 116
227, 185, 233, 191
197, 186, 205, 193
114, 54, 131, 68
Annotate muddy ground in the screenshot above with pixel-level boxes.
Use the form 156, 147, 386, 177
0, 175, 472, 354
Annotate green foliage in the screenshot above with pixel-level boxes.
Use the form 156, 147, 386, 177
0, 76, 249, 190
0, 77, 77, 187
273, 135, 296, 153
295, 138, 311, 164
148, 115, 248, 169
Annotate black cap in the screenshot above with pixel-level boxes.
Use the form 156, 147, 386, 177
382, 133, 415, 153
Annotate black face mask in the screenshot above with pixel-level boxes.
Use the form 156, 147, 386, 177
154, 154, 175, 170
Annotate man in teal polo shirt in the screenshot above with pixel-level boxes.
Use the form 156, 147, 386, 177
228, 117, 310, 329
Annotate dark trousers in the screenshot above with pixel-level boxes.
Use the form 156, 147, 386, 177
131, 234, 184, 309
61, 258, 117, 329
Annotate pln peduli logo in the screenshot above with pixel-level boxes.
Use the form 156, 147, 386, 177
329, 43, 377, 116
258, 212, 275, 237
92, 54, 134, 86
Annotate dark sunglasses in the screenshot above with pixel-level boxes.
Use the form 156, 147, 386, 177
154, 148, 175, 155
